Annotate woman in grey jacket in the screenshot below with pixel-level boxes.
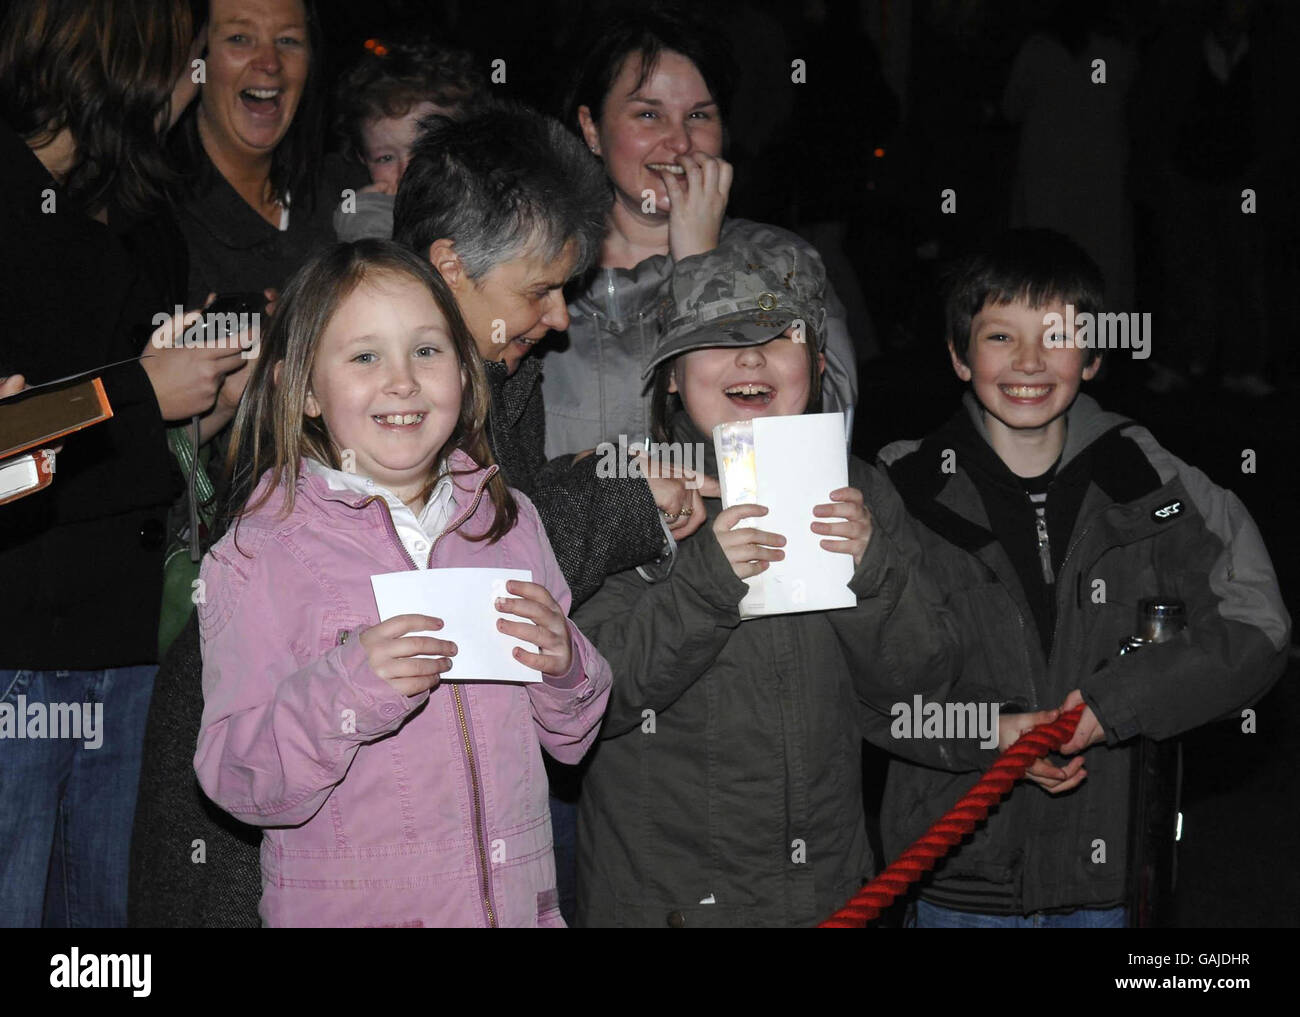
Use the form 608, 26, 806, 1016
539, 6, 858, 460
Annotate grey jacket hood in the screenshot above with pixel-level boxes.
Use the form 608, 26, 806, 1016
955, 390, 1133, 474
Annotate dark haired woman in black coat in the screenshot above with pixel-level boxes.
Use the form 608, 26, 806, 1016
0, 0, 248, 928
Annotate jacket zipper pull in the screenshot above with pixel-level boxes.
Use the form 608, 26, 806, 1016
1035, 515, 1055, 584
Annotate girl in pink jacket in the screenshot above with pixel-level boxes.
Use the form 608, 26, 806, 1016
194, 240, 611, 927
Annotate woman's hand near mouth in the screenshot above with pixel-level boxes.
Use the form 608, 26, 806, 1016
662, 152, 733, 262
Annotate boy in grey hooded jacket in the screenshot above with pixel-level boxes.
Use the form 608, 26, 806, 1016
874, 229, 1289, 924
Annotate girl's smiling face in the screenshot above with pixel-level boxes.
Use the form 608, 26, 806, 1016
305, 272, 464, 506
669, 330, 824, 436
199, 0, 310, 159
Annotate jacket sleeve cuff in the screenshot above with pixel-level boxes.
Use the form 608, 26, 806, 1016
677, 523, 751, 613
1079, 679, 1142, 745
620, 473, 669, 562
847, 517, 897, 599
541, 619, 589, 690
336, 631, 430, 736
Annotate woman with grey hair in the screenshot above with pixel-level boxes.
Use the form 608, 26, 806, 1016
395, 103, 700, 606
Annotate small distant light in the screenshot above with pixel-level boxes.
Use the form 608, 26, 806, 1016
374, 45, 388, 57
364, 38, 378, 50
873, 147, 885, 158
1175, 812, 1184, 841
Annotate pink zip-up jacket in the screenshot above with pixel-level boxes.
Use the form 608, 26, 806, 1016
194, 450, 612, 927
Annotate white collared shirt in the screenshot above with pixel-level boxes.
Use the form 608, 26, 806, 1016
305, 458, 456, 568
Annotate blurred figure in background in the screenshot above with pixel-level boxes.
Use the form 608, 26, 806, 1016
333, 36, 488, 241
1131, 0, 1284, 397
1003, 0, 1136, 311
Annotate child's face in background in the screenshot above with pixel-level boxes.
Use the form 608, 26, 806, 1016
669, 330, 824, 436
953, 297, 1100, 443
305, 273, 464, 506
362, 101, 444, 194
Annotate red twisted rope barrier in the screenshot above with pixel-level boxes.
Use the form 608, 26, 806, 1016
819, 703, 1086, 927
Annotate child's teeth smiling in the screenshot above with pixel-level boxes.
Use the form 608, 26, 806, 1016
1001, 384, 1052, 398
374, 413, 425, 425
724, 382, 774, 405
647, 162, 685, 175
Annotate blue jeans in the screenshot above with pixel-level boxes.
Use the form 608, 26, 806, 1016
0, 666, 157, 928
549, 795, 577, 926
915, 900, 1128, 928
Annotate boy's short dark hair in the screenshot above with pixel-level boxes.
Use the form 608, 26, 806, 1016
944, 228, 1106, 365
393, 101, 610, 281
334, 38, 488, 165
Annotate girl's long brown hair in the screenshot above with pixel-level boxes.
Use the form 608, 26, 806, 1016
0, 0, 194, 217
225, 239, 516, 544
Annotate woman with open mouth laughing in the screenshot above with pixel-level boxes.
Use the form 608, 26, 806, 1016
170, 0, 365, 348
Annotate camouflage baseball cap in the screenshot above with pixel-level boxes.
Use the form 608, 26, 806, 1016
642, 239, 828, 378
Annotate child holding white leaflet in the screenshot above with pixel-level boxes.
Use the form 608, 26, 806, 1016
573, 239, 960, 927
194, 239, 611, 928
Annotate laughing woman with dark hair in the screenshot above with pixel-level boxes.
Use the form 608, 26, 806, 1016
540, 4, 859, 458
0, 0, 246, 928
169, 0, 366, 439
